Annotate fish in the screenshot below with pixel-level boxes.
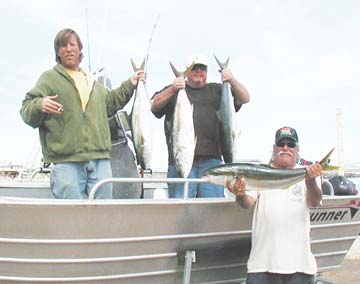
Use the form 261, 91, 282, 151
214, 55, 238, 163
130, 58, 152, 170
202, 148, 339, 190
169, 61, 196, 178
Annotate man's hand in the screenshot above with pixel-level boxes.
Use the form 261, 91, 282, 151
41, 95, 63, 114
227, 176, 256, 209
130, 70, 146, 86
226, 176, 246, 196
221, 68, 235, 85
171, 77, 186, 92
306, 163, 322, 179
305, 162, 323, 207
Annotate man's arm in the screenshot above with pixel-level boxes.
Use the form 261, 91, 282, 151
151, 77, 185, 113
221, 69, 250, 104
20, 72, 60, 128
107, 70, 146, 116
305, 163, 323, 207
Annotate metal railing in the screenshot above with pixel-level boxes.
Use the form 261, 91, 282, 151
89, 177, 207, 200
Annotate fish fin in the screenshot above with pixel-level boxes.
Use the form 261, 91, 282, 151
216, 110, 221, 122
169, 61, 181, 77
319, 148, 340, 171
184, 62, 195, 77
234, 130, 241, 141
214, 54, 230, 71
322, 164, 341, 171
232, 130, 242, 158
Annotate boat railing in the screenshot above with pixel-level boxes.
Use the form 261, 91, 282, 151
29, 167, 51, 181
89, 177, 207, 201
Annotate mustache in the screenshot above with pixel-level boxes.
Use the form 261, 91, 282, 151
277, 150, 293, 157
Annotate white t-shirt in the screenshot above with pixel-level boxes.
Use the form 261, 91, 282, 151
247, 179, 318, 275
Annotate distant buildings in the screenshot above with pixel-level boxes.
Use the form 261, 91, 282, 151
0, 164, 23, 179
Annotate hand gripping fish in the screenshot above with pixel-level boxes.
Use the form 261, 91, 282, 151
130, 59, 152, 170
169, 61, 196, 178
214, 55, 238, 163
202, 148, 339, 190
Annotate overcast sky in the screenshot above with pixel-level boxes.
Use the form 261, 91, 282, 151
1, 0, 359, 171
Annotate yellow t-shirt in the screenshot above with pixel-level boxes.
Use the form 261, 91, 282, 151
65, 69, 91, 111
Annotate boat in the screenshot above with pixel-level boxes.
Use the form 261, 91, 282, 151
2, 106, 359, 283
0, 176, 359, 284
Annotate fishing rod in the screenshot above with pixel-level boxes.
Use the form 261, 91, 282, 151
135, 15, 160, 198
85, 8, 91, 72
144, 14, 160, 76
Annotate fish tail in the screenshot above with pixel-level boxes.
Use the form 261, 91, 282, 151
319, 148, 340, 171
214, 54, 230, 70
131, 58, 145, 72
169, 61, 194, 78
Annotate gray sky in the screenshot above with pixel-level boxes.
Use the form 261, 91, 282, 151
1, 0, 359, 171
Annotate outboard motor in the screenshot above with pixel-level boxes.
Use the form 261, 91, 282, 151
321, 179, 334, 195
329, 175, 358, 195
96, 71, 142, 199
108, 110, 142, 199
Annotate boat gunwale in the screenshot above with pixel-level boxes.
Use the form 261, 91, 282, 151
0, 192, 358, 206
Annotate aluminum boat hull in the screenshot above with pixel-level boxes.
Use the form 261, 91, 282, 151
0, 181, 359, 283
0, 198, 251, 283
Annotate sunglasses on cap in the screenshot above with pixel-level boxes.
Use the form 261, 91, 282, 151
192, 64, 207, 71
276, 140, 297, 148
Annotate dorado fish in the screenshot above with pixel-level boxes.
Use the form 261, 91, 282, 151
130, 59, 152, 170
214, 55, 237, 163
202, 148, 339, 190
170, 61, 196, 178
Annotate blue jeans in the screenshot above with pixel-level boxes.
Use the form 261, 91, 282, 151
50, 159, 113, 199
167, 158, 224, 198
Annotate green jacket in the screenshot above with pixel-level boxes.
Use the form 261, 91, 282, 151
20, 64, 135, 163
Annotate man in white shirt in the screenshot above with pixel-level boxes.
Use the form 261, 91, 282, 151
227, 126, 323, 284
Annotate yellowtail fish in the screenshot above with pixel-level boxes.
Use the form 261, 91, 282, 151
214, 55, 237, 163
130, 59, 152, 170
169, 61, 196, 178
202, 148, 339, 190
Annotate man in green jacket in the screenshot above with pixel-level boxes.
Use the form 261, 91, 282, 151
20, 28, 145, 199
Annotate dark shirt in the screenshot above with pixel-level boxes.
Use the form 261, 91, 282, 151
152, 83, 242, 164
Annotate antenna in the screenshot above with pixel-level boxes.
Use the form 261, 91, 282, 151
145, 14, 160, 75
85, 8, 91, 72
336, 108, 345, 175
96, 1, 109, 71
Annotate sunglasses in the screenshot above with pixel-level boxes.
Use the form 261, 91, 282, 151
192, 64, 207, 71
276, 140, 297, 148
